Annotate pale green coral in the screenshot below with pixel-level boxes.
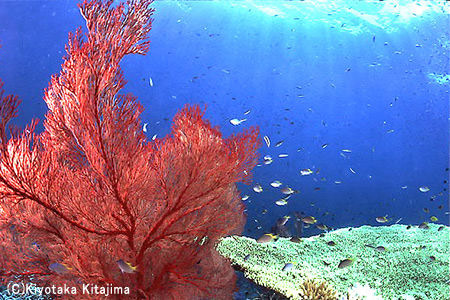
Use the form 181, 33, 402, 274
217, 224, 450, 300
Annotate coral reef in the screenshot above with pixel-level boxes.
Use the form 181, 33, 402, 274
343, 283, 383, 300
0, 0, 260, 299
0, 285, 49, 300
217, 224, 450, 299
298, 279, 336, 300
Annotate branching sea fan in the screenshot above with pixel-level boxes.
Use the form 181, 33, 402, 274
0, 0, 260, 299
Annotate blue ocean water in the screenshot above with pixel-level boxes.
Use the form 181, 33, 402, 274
0, 1, 449, 298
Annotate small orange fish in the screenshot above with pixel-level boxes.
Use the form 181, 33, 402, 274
418, 222, 429, 229
300, 169, 313, 176
316, 223, 329, 231
338, 258, 353, 269
49, 262, 72, 275
117, 259, 137, 273
365, 244, 386, 252
281, 187, 296, 195
301, 216, 317, 224
375, 216, 390, 223
256, 233, 277, 243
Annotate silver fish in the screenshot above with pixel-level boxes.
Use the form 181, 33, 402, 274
263, 136, 270, 147
282, 263, 294, 272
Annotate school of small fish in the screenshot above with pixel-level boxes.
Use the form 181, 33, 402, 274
234, 124, 447, 279
141, 33, 448, 283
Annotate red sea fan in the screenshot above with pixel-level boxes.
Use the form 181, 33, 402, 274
0, 1, 260, 299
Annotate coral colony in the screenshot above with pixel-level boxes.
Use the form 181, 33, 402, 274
217, 224, 449, 299
0, 0, 259, 299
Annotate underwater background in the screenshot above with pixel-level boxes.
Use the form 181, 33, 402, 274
0, 0, 449, 299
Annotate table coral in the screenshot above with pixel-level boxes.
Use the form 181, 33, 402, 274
217, 224, 450, 300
